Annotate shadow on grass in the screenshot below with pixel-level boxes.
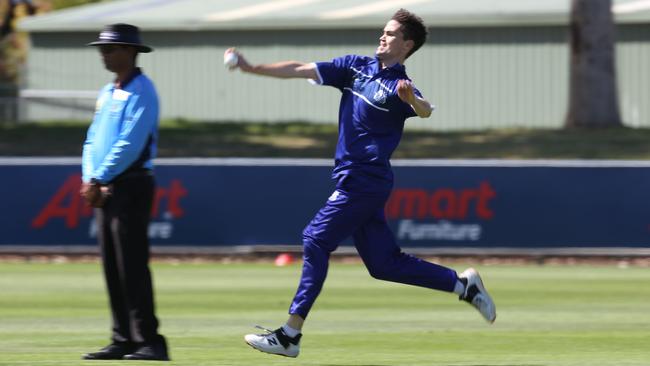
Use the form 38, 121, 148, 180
397, 127, 650, 159
2, 121, 649, 160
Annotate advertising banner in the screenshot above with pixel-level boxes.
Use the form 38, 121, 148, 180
1, 158, 649, 248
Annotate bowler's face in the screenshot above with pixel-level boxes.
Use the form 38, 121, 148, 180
376, 20, 411, 61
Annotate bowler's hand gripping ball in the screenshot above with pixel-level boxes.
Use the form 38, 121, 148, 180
224, 52, 238, 69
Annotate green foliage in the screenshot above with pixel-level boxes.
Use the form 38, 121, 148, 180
0, 0, 107, 92
50, 0, 106, 10
0, 261, 649, 365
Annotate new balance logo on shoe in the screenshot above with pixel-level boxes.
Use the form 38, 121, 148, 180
244, 326, 301, 358
459, 268, 497, 323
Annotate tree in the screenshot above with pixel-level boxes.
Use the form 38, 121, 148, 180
565, 0, 623, 128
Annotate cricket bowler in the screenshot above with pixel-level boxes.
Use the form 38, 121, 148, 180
225, 8, 496, 358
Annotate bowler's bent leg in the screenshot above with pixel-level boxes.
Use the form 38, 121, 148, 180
354, 209, 457, 292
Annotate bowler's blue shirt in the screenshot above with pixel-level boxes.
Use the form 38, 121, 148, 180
313, 55, 424, 187
82, 68, 159, 184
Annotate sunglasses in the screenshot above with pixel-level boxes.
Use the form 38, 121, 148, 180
98, 45, 124, 54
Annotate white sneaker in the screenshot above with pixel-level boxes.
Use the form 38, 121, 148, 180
458, 268, 497, 323
244, 326, 301, 358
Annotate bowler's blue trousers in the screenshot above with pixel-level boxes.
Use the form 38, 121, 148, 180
289, 175, 458, 319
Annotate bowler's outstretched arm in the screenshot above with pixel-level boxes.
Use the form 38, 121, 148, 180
224, 48, 318, 80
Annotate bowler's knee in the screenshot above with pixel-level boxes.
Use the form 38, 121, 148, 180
302, 227, 337, 253
366, 262, 394, 281
365, 252, 408, 281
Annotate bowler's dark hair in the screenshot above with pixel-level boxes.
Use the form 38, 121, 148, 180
391, 8, 427, 58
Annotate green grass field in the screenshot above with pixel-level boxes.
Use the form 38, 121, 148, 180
0, 261, 648, 366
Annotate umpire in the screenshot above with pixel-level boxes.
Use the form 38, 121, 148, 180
80, 24, 169, 361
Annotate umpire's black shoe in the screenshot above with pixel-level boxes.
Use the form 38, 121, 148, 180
82, 342, 135, 360
123, 336, 170, 361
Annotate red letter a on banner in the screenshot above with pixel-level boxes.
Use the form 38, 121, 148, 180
32, 174, 83, 229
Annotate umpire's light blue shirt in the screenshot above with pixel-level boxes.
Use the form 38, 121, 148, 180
82, 68, 159, 184
313, 55, 425, 187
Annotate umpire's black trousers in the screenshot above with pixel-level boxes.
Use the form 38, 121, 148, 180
95, 173, 160, 345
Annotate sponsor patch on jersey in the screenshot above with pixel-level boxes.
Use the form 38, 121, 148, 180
373, 89, 387, 104
112, 89, 131, 101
